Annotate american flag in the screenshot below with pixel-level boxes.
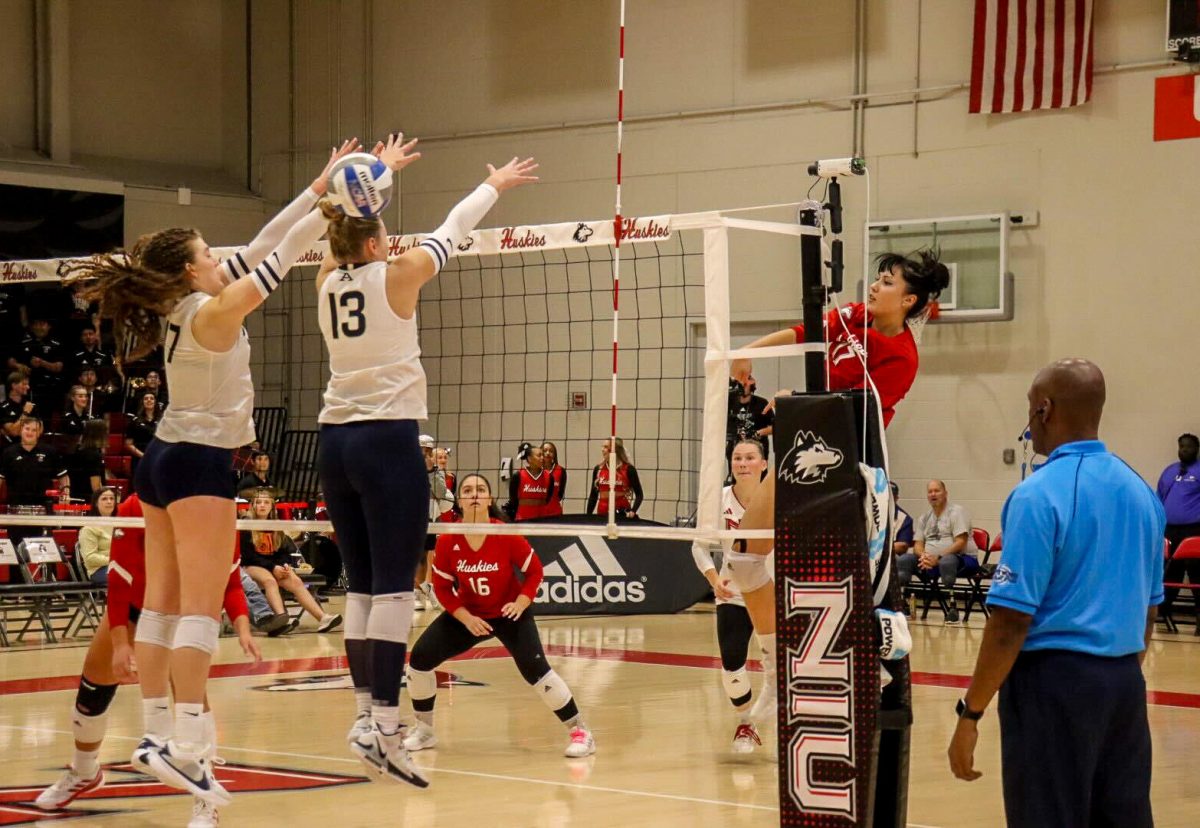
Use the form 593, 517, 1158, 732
969, 0, 1095, 114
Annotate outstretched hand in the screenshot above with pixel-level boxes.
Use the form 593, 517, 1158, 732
485, 157, 539, 193
374, 132, 422, 172
311, 138, 362, 195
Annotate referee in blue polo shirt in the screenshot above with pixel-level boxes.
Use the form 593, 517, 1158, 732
947, 359, 1165, 828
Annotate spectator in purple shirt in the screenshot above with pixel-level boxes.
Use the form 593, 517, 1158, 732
1156, 433, 1200, 622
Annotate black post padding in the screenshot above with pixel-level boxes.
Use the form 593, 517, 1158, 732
774, 391, 913, 827
798, 208, 826, 393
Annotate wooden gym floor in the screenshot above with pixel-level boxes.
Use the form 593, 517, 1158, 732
2, 602, 1199, 827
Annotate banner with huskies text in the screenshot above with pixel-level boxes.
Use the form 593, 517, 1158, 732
0, 216, 674, 284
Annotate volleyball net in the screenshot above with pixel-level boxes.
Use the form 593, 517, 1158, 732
1, 205, 819, 547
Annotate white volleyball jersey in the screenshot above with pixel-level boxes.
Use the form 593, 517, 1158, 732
154, 292, 256, 449
691, 485, 775, 608
318, 261, 427, 424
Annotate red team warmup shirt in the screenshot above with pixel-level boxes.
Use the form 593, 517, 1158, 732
107, 495, 249, 629
543, 465, 565, 518
792, 303, 918, 427
431, 521, 544, 618
513, 468, 553, 521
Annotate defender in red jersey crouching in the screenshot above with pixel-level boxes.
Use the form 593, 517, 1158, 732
405, 474, 595, 758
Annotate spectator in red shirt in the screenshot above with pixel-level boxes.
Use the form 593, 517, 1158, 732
33, 493, 261, 818
724, 248, 949, 722
541, 441, 566, 517
508, 441, 554, 521
404, 473, 595, 758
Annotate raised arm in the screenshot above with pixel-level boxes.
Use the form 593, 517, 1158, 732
223, 139, 360, 284
384, 156, 539, 319
730, 329, 799, 389
193, 208, 330, 351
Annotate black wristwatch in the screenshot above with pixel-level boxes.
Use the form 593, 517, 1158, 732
956, 698, 984, 721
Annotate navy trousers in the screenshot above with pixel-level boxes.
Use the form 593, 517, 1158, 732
999, 649, 1153, 828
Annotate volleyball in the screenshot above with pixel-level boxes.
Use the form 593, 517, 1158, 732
325, 152, 394, 218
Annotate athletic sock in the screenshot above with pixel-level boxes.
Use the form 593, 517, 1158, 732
142, 697, 172, 740
73, 748, 100, 778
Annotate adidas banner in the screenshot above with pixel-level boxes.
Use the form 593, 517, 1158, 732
526, 523, 710, 616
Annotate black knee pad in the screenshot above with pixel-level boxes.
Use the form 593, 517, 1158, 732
75, 677, 119, 716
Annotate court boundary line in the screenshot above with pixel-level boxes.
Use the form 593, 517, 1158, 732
0, 724, 779, 814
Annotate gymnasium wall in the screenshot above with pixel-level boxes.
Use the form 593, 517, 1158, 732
0, 0, 1192, 527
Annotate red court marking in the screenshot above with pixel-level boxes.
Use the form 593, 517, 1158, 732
4, 647, 1200, 710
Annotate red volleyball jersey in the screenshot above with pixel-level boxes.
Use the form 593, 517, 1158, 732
596, 463, 632, 512
107, 495, 248, 629
431, 522, 543, 618
791, 303, 918, 427
514, 468, 552, 521
542, 465, 565, 517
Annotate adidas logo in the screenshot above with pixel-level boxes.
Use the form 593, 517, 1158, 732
536, 536, 646, 605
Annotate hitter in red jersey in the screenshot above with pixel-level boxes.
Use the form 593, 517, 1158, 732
35, 493, 261, 813
724, 249, 949, 721
405, 473, 596, 758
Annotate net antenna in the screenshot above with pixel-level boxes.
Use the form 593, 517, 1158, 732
605, 0, 629, 536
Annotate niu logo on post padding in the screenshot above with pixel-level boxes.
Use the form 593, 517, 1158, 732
572, 222, 595, 243
0, 761, 366, 825
785, 576, 857, 821
779, 430, 844, 485
536, 536, 646, 605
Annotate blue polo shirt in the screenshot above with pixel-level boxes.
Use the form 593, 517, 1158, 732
988, 441, 1165, 657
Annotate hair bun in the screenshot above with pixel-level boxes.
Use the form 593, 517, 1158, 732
318, 199, 347, 222
913, 248, 951, 296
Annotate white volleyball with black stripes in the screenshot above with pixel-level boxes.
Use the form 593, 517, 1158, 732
325, 153, 394, 218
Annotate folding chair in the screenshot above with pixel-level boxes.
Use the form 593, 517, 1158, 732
1162, 536, 1200, 634
961, 529, 998, 623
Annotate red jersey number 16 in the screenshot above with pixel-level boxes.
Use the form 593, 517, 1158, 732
469, 576, 490, 596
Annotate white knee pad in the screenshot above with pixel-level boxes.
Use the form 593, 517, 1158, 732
406, 666, 437, 702
725, 550, 774, 593
532, 670, 574, 712
72, 710, 108, 743
344, 592, 371, 641
875, 608, 912, 661
133, 609, 179, 649
172, 615, 221, 655
366, 592, 414, 644
721, 668, 752, 705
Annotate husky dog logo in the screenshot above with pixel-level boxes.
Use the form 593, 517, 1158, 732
573, 222, 595, 243
778, 430, 844, 485
456, 235, 475, 252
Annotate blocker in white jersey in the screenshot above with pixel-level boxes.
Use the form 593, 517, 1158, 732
318, 260, 427, 424
312, 138, 539, 782
58, 138, 364, 817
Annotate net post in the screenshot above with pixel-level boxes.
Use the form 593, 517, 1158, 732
798, 204, 827, 393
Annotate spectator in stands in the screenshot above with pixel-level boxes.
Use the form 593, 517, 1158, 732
542, 441, 566, 517
61, 385, 98, 435
239, 488, 343, 634
9, 316, 65, 406
896, 479, 978, 623
79, 486, 120, 584
435, 447, 455, 493
0, 284, 25, 351
726, 376, 774, 468
586, 437, 643, 519
68, 419, 108, 501
1, 372, 37, 445
509, 442, 553, 522
71, 326, 113, 382
0, 417, 68, 508
892, 482, 915, 555
415, 435, 452, 610
125, 369, 168, 414
123, 391, 160, 478
237, 450, 273, 494
1157, 433, 1200, 623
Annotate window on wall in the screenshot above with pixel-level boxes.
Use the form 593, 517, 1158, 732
0, 183, 124, 261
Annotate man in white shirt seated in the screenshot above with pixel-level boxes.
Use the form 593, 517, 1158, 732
897, 479, 978, 623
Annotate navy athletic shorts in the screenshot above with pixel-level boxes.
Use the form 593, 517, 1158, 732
318, 419, 429, 596
135, 438, 236, 508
